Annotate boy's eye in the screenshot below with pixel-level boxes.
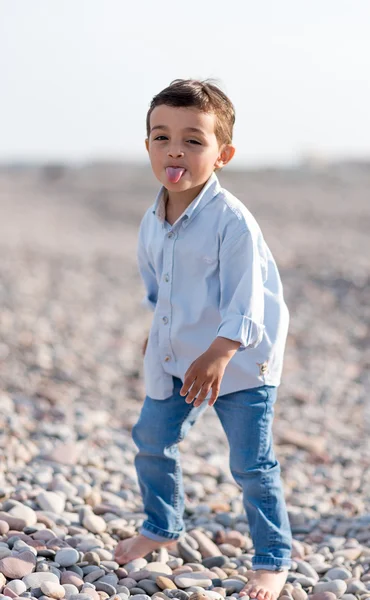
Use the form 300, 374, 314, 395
154, 136, 168, 141
187, 139, 201, 145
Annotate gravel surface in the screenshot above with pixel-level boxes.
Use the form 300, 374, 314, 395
0, 162, 370, 600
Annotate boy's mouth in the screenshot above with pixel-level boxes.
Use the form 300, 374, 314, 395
166, 167, 186, 184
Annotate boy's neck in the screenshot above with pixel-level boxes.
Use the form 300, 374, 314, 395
166, 181, 206, 213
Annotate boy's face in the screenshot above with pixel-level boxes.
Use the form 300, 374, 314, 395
145, 105, 235, 192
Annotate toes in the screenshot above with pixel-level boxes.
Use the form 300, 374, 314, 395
256, 588, 266, 600
249, 588, 259, 598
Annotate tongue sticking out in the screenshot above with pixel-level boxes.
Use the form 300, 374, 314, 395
166, 167, 186, 183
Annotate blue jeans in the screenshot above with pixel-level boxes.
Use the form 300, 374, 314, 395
132, 376, 292, 571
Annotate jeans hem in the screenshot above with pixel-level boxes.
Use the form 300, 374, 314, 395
140, 521, 184, 541
252, 556, 292, 570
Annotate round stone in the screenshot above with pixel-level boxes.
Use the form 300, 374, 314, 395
123, 558, 148, 572
81, 589, 100, 600
62, 584, 80, 599
37, 491, 66, 515
60, 572, 84, 589
145, 563, 173, 575
94, 582, 117, 596
312, 582, 347, 598
156, 577, 177, 590
0, 551, 36, 579
174, 573, 213, 589
3, 580, 27, 595
82, 514, 107, 534
8, 504, 37, 527
138, 580, 161, 595
221, 579, 245, 594
326, 568, 352, 581
40, 582, 66, 599
55, 548, 80, 567
310, 594, 338, 600
0, 520, 10, 535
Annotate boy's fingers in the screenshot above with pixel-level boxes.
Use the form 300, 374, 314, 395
208, 383, 220, 406
180, 370, 195, 396
185, 380, 203, 404
193, 384, 212, 407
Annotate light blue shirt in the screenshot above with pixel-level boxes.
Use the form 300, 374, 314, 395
137, 172, 289, 400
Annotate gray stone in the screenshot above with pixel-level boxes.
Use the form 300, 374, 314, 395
313, 581, 347, 598
62, 585, 79, 599
55, 548, 80, 568
94, 582, 117, 595
177, 540, 202, 563
138, 580, 161, 595
221, 579, 245, 594
325, 568, 352, 581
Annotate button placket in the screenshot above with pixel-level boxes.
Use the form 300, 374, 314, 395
159, 229, 176, 365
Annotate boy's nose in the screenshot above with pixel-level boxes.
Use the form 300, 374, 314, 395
168, 149, 184, 158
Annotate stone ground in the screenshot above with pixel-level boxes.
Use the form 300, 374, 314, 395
0, 162, 370, 600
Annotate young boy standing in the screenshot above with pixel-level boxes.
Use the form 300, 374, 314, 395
115, 79, 292, 600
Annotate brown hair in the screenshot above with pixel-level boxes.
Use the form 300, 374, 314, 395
146, 79, 235, 146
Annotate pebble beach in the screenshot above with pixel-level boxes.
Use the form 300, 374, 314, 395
0, 162, 370, 600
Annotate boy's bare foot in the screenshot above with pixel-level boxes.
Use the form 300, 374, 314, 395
114, 533, 174, 565
240, 569, 288, 600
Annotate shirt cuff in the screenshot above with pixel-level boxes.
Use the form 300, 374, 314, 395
141, 296, 157, 312
217, 314, 265, 350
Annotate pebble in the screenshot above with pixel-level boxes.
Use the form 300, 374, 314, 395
178, 541, 202, 564
123, 559, 148, 572
174, 573, 213, 589
156, 577, 177, 590
37, 492, 66, 515
94, 583, 117, 596
62, 585, 80, 599
188, 531, 222, 558
144, 563, 173, 575
7, 505, 37, 527
221, 580, 245, 594
40, 582, 66, 599
60, 573, 84, 589
3, 580, 27, 595
325, 568, 352, 581
55, 549, 80, 567
312, 581, 347, 598
0, 551, 36, 578
82, 515, 107, 534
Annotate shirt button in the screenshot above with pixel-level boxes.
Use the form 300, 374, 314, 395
164, 355, 171, 362
162, 316, 168, 324
164, 274, 169, 282
168, 232, 174, 238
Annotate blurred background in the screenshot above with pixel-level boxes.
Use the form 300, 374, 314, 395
1, 1, 370, 531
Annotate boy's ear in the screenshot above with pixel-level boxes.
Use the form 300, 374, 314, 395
145, 138, 149, 152
214, 144, 236, 169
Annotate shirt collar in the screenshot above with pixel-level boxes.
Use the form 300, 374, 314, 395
152, 172, 221, 227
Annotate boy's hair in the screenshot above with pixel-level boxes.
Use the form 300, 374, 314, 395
146, 79, 235, 147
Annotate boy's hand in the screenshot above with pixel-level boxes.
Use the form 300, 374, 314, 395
180, 337, 240, 407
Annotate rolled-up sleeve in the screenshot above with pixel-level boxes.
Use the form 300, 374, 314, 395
137, 220, 158, 312
217, 229, 266, 350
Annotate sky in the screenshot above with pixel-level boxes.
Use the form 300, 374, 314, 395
1, 0, 370, 166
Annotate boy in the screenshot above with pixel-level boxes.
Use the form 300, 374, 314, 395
115, 79, 292, 600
